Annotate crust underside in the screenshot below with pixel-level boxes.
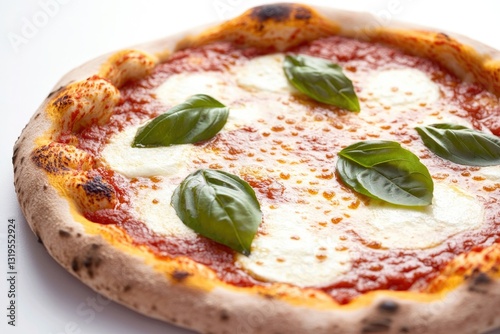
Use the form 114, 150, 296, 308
13, 3, 500, 334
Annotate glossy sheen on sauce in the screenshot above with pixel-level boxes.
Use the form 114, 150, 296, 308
70, 37, 500, 304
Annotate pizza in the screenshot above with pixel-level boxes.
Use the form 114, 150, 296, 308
13, 3, 500, 334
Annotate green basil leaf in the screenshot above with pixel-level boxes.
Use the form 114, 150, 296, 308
415, 123, 500, 166
171, 169, 262, 255
337, 140, 434, 206
133, 94, 229, 147
283, 54, 360, 112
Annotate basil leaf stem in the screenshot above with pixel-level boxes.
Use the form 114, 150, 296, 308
133, 94, 229, 147
283, 54, 360, 112
171, 169, 262, 256
337, 140, 434, 206
415, 123, 500, 166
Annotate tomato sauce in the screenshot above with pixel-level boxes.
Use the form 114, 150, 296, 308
67, 36, 500, 304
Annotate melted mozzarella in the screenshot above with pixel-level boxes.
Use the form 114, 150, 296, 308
134, 178, 198, 239
101, 127, 196, 178
155, 71, 238, 107
478, 166, 500, 182
236, 205, 351, 287
351, 183, 484, 249
363, 68, 440, 109
100, 53, 492, 288
233, 54, 294, 93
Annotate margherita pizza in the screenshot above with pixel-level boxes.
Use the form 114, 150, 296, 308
13, 3, 500, 334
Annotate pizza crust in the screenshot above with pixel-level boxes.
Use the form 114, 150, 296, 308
13, 3, 500, 333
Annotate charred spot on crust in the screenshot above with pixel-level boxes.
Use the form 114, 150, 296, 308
377, 300, 399, 313
171, 270, 191, 282
82, 255, 101, 279
468, 270, 492, 293
294, 6, 312, 20
31, 144, 72, 174
250, 4, 312, 23
123, 285, 132, 292
59, 230, 71, 238
53, 93, 74, 110
437, 32, 451, 41
362, 318, 392, 333
81, 176, 114, 201
72, 244, 102, 278
250, 4, 293, 23
72, 258, 80, 272
36, 234, 44, 246
399, 327, 410, 333
47, 85, 66, 99
12, 152, 19, 167
261, 293, 275, 300
220, 309, 230, 321
472, 272, 492, 285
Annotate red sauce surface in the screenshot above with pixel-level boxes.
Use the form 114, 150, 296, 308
66, 37, 500, 304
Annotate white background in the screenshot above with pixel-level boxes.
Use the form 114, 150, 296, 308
1, 1, 499, 333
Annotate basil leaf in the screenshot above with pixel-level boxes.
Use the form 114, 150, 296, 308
337, 140, 434, 206
171, 169, 262, 255
283, 54, 360, 112
415, 123, 500, 166
133, 94, 229, 147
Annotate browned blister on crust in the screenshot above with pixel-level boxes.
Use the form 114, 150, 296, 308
48, 75, 120, 133
99, 49, 157, 88
177, 3, 340, 51
66, 171, 117, 213
12, 3, 500, 334
362, 29, 500, 96
31, 142, 95, 173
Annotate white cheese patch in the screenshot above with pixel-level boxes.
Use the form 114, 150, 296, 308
153, 62, 284, 132
351, 182, 484, 249
363, 68, 440, 109
133, 178, 198, 239
101, 126, 196, 178
224, 103, 269, 131
99, 57, 494, 288
101, 124, 199, 237
477, 166, 500, 182
155, 71, 237, 107
236, 205, 351, 287
233, 54, 294, 93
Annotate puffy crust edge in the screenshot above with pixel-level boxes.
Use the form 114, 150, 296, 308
178, 3, 500, 97
13, 3, 500, 334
